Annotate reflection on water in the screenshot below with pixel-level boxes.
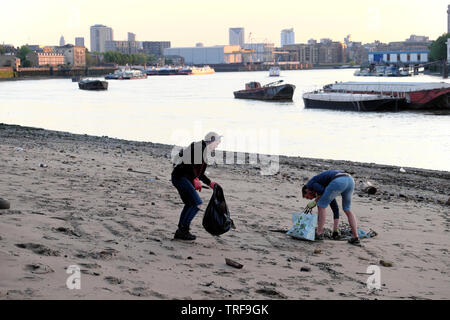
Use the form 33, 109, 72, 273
0, 69, 449, 171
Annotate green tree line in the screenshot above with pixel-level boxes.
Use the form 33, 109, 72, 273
429, 33, 450, 61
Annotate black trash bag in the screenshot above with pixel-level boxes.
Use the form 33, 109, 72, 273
202, 184, 234, 236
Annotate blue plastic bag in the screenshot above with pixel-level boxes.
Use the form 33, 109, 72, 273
286, 212, 318, 241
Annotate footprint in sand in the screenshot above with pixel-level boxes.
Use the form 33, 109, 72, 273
15, 243, 60, 256
24, 263, 54, 274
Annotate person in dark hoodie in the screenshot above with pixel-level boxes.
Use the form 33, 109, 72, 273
171, 132, 222, 240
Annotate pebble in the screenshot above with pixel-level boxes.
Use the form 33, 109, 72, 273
313, 249, 322, 254
300, 266, 311, 272
379, 260, 393, 267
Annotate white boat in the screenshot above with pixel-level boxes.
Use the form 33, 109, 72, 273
269, 66, 280, 77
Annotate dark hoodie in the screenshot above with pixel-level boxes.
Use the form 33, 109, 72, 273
171, 140, 211, 186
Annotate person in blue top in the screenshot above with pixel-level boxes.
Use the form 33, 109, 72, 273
302, 170, 359, 245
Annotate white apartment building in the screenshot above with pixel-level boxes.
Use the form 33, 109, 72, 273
90, 24, 113, 52
281, 28, 295, 47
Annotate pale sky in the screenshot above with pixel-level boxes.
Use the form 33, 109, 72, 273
1, 0, 448, 49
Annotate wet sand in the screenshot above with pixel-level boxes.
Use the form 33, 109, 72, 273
0, 123, 449, 300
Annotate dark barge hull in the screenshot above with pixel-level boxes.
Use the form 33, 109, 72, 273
303, 98, 402, 112
234, 84, 295, 101
78, 80, 108, 90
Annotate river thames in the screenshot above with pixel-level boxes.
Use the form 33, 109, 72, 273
1, 69, 449, 171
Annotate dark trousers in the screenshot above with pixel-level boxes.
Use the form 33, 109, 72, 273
171, 176, 203, 230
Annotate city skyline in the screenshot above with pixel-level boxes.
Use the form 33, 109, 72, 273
1, 0, 448, 48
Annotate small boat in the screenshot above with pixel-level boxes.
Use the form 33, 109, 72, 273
122, 69, 147, 79
190, 66, 215, 75
156, 67, 180, 75
105, 70, 122, 80
302, 92, 401, 112
105, 69, 147, 80
233, 80, 295, 101
78, 79, 108, 91
269, 66, 280, 77
144, 68, 159, 76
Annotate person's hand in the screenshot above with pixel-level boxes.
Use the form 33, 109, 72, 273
209, 181, 218, 189
306, 200, 317, 209
193, 178, 202, 192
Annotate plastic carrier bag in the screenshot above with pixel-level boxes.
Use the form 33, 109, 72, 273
286, 212, 318, 241
202, 184, 234, 236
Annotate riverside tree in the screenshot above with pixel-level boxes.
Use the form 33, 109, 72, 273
429, 33, 450, 61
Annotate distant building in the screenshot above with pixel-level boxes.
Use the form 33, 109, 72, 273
242, 43, 275, 63
368, 50, 429, 64
75, 37, 85, 47
284, 41, 346, 65
142, 41, 171, 57
128, 32, 136, 42
60, 36, 65, 46
26, 52, 65, 67
318, 42, 346, 64
448, 5, 450, 33
164, 45, 242, 65
320, 38, 332, 45
307, 39, 317, 45
280, 28, 295, 47
26, 45, 41, 51
0, 55, 20, 69
90, 24, 113, 52
54, 45, 86, 67
284, 44, 319, 64
406, 35, 429, 42
105, 40, 140, 54
229, 28, 245, 47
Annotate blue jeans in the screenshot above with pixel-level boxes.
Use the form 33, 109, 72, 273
317, 176, 355, 211
171, 176, 203, 230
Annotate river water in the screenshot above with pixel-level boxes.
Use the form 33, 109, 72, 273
1, 69, 449, 171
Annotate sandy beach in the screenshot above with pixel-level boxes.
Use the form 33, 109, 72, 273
0, 123, 449, 300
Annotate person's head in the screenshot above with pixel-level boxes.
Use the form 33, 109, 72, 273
302, 185, 316, 200
204, 132, 222, 150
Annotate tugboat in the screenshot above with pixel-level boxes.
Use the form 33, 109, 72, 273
78, 79, 108, 91
233, 80, 295, 101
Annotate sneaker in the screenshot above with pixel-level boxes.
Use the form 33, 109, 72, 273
174, 229, 196, 241
332, 231, 341, 240
348, 237, 360, 245
314, 232, 324, 241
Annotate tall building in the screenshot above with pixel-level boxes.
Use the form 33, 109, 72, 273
59, 35, 65, 46
90, 24, 113, 52
75, 37, 85, 47
448, 5, 450, 33
142, 41, 171, 57
229, 28, 245, 47
128, 32, 136, 42
280, 28, 295, 47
